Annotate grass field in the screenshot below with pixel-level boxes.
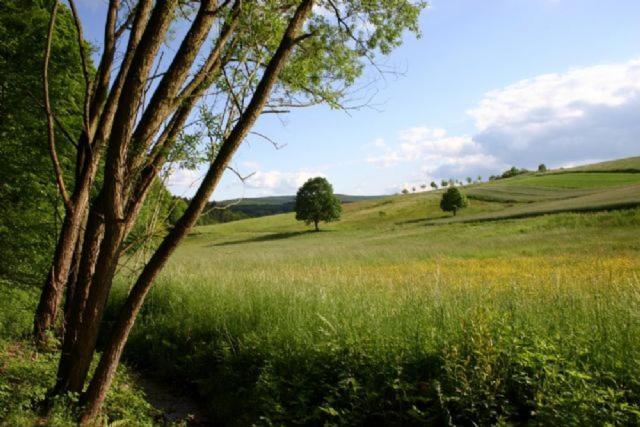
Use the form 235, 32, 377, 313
501, 172, 640, 189
2, 158, 640, 425
567, 156, 640, 172
105, 160, 640, 425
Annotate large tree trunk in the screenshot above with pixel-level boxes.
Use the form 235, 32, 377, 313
33, 0, 145, 341
55, 199, 105, 394
79, 1, 314, 421
33, 188, 89, 341
53, 0, 179, 394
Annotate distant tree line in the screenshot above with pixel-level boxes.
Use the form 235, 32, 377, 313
488, 164, 548, 181
399, 163, 550, 195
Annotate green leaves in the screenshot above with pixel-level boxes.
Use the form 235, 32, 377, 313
294, 176, 342, 230
439, 187, 468, 216
0, 0, 85, 283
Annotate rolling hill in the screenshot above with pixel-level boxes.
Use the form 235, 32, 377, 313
208, 194, 382, 219
102, 156, 640, 425
196, 156, 640, 234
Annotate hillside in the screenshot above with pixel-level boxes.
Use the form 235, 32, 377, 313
567, 156, 640, 172
4, 157, 640, 425
206, 194, 382, 220
101, 156, 640, 424
194, 156, 640, 235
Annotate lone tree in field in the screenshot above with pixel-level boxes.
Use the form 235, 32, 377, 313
430, 181, 438, 190
538, 163, 548, 172
295, 177, 342, 231
29, 0, 424, 422
440, 187, 468, 216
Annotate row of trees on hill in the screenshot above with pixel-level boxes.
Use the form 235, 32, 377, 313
488, 164, 548, 180
401, 177, 481, 194
399, 163, 550, 194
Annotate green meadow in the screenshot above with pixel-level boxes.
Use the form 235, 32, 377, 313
102, 159, 640, 425
2, 158, 640, 425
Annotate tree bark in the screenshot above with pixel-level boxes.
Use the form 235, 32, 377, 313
33, 0, 153, 341
55, 197, 105, 394
54, 0, 178, 395
34, 205, 82, 341
79, 1, 315, 421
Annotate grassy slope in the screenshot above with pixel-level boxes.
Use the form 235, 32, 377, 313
108, 158, 640, 425
459, 157, 640, 217
567, 155, 640, 172
0, 282, 158, 425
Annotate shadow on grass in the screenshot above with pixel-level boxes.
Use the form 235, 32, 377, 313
395, 215, 452, 226
210, 230, 319, 246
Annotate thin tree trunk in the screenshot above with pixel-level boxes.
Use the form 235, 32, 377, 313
63, 212, 86, 325
34, 0, 153, 342
34, 196, 89, 341
56, 0, 178, 394
55, 199, 105, 394
314, 220, 319, 231
80, 1, 315, 421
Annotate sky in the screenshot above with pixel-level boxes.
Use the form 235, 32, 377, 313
77, 0, 640, 200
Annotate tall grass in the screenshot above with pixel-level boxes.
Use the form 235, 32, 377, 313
107, 208, 640, 425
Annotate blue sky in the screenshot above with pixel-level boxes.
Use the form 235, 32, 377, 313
77, 0, 640, 199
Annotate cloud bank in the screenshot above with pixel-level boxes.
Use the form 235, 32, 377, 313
370, 58, 640, 187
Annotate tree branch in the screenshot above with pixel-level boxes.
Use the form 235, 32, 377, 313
67, 0, 92, 135
89, 0, 119, 134
43, 1, 72, 211
250, 131, 286, 150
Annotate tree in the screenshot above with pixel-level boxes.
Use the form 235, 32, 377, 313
295, 177, 342, 231
401, 188, 410, 195
0, 0, 84, 283
477, 175, 482, 182
466, 177, 472, 184
538, 163, 547, 172
29, 0, 425, 421
499, 166, 529, 179
441, 179, 448, 188
440, 187, 468, 216
430, 181, 438, 190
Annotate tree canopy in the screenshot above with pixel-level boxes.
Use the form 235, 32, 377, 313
295, 177, 342, 231
0, 0, 84, 282
440, 187, 468, 216
20, 0, 426, 421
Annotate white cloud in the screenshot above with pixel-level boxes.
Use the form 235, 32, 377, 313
366, 127, 480, 167
167, 168, 204, 195
469, 58, 640, 165
370, 58, 640, 187
245, 170, 326, 195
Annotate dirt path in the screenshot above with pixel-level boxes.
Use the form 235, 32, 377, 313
137, 375, 209, 425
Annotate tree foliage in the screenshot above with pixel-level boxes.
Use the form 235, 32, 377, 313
440, 187, 468, 216
0, 0, 84, 283
295, 177, 342, 231
22, 0, 426, 420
